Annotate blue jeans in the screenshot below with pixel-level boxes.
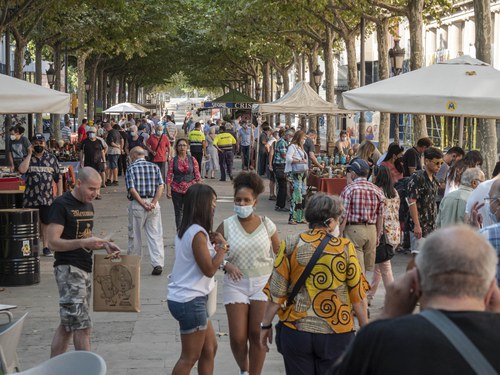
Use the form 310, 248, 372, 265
168, 296, 208, 334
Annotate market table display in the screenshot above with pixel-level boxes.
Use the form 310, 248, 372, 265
308, 174, 347, 196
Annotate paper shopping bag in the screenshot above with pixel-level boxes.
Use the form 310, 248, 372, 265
93, 254, 141, 312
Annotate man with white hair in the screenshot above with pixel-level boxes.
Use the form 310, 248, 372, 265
331, 225, 500, 374
436, 167, 485, 227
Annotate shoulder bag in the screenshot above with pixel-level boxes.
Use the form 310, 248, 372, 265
375, 230, 394, 264
291, 145, 308, 173
421, 309, 498, 375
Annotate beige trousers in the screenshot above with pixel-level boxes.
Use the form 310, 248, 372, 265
344, 224, 377, 273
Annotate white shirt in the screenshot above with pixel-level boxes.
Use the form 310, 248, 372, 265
285, 143, 307, 173
167, 224, 216, 303
465, 178, 497, 227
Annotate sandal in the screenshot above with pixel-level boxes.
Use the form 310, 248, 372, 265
288, 219, 297, 225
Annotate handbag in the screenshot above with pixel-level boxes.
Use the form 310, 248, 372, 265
375, 232, 394, 264
148, 134, 163, 162
206, 279, 217, 317
291, 145, 308, 174
421, 309, 498, 375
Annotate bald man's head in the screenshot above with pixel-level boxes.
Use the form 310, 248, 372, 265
416, 225, 497, 301
130, 146, 146, 162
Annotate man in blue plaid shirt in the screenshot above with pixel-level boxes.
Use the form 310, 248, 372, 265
126, 146, 165, 275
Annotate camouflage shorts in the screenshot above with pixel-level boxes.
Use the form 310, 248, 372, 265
54, 265, 92, 332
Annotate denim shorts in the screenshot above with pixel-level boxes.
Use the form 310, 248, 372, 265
168, 296, 208, 334
107, 154, 120, 169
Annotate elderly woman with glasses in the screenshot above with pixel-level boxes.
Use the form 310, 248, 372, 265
260, 193, 369, 374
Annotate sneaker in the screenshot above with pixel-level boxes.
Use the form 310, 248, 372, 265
112, 181, 119, 186
95, 194, 102, 200
288, 219, 298, 225
105, 180, 112, 186
269, 195, 277, 201
152, 266, 163, 275
229, 174, 234, 181
43, 247, 53, 257
275, 206, 288, 212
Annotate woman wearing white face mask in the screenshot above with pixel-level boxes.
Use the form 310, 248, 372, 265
215, 172, 280, 375
260, 193, 369, 374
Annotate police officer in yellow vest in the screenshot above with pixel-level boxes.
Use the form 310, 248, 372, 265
187, 122, 206, 168
213, 124, 237, 181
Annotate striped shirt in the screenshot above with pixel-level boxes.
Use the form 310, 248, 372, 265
61, 126, 72, 143
341, 178, 385, 224
188, 129, 205, 154
125, 158, 164, 198
480, 222, 500, 285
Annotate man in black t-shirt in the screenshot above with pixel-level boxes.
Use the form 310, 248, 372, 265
330, 225, 500, 375
80, 127, 106, 199
402, 137, 432, 177
303, 129, 324, 169
47, 167, 120, 357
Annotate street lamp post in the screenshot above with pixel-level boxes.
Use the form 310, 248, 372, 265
46, 63, 56, 89
276, 74, 283, 127
389, 39, 405, 142
312, 64, 323, 94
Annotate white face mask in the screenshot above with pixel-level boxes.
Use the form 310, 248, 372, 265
156, 130, 163, 136
88, 133, 96, 139
234, 204, 254, 219
130, 132, 136, 137
10, 135, 16, 141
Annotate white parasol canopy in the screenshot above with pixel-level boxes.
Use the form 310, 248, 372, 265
103, 102, 149, 114
342, 55, 500, 118
0, 73, 70, 114
342, 56, 500, 213
253, 81, 352, 115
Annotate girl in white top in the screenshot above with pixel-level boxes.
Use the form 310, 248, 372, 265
167, 184, 229, 375
215, 172, 280, 375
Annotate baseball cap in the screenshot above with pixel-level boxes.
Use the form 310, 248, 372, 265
346, 158, 370, 175
31, 133, 45, 142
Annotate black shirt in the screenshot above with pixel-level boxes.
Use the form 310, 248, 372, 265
23, 151, 60, 207
81, 138, 104, 166
303, 138, 315, 167
402, 147, 422, 177
49, 191, 94, 273
330, 311, 500, 375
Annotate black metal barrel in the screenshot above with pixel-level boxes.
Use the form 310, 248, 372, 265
0, 190, 24, 209
0, 209, 40, 286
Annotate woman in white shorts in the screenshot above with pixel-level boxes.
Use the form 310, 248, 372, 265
215, 172, 280, 375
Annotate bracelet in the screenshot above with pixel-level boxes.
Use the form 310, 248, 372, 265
216, 243, 229, 251
260, 322, 272, 330
219, 260, 228, 270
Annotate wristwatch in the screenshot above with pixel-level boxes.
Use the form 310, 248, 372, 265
260, 322, 272, 330
219, 260, 228, 270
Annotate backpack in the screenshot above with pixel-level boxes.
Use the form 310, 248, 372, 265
395, 170, 425, 228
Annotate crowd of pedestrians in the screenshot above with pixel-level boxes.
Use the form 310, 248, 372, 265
10, 110, 500, 374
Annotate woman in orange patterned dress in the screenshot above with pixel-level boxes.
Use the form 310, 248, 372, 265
260, 193, 369, 374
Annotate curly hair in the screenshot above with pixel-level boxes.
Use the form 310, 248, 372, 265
233, 171, 265, 197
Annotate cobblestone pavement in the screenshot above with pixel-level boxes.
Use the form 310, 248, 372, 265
1, 158, 410, 374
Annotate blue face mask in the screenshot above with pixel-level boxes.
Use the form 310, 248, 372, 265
234, 204, 254, 219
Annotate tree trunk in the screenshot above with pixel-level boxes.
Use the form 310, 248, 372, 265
262, 61, 271, 104
110, 76, 117, 106
376, 20, 390, 152
35, 41, 43, 133
408, 0, 427, 140
88, 59, 98, 121
325, 25, 336, 155
308, 47, 319, 136
52, 42, 62, 141
97, 65, 105, 115
474, 0, 497, 178
294, 51, 302, 83
77, 50, 92, 125
13, 37, 25, 79
345, 35, 359, 89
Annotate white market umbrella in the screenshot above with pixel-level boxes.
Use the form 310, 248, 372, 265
0, 73, 70, 114
341, 55, 500, 145
103, 102, 149, 114
253, 81, 352, 115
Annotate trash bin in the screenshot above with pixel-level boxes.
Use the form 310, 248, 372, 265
0, 209, 40, 286
0, 190, 24, 209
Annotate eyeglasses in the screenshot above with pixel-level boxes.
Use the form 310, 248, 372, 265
484, 197, 500, 203
428, 160, 444, 166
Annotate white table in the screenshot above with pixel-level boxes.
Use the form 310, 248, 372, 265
0, 304, 17, 323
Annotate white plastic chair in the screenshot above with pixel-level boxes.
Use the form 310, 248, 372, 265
0, 312, 28, 373
16, 351, 106, 375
